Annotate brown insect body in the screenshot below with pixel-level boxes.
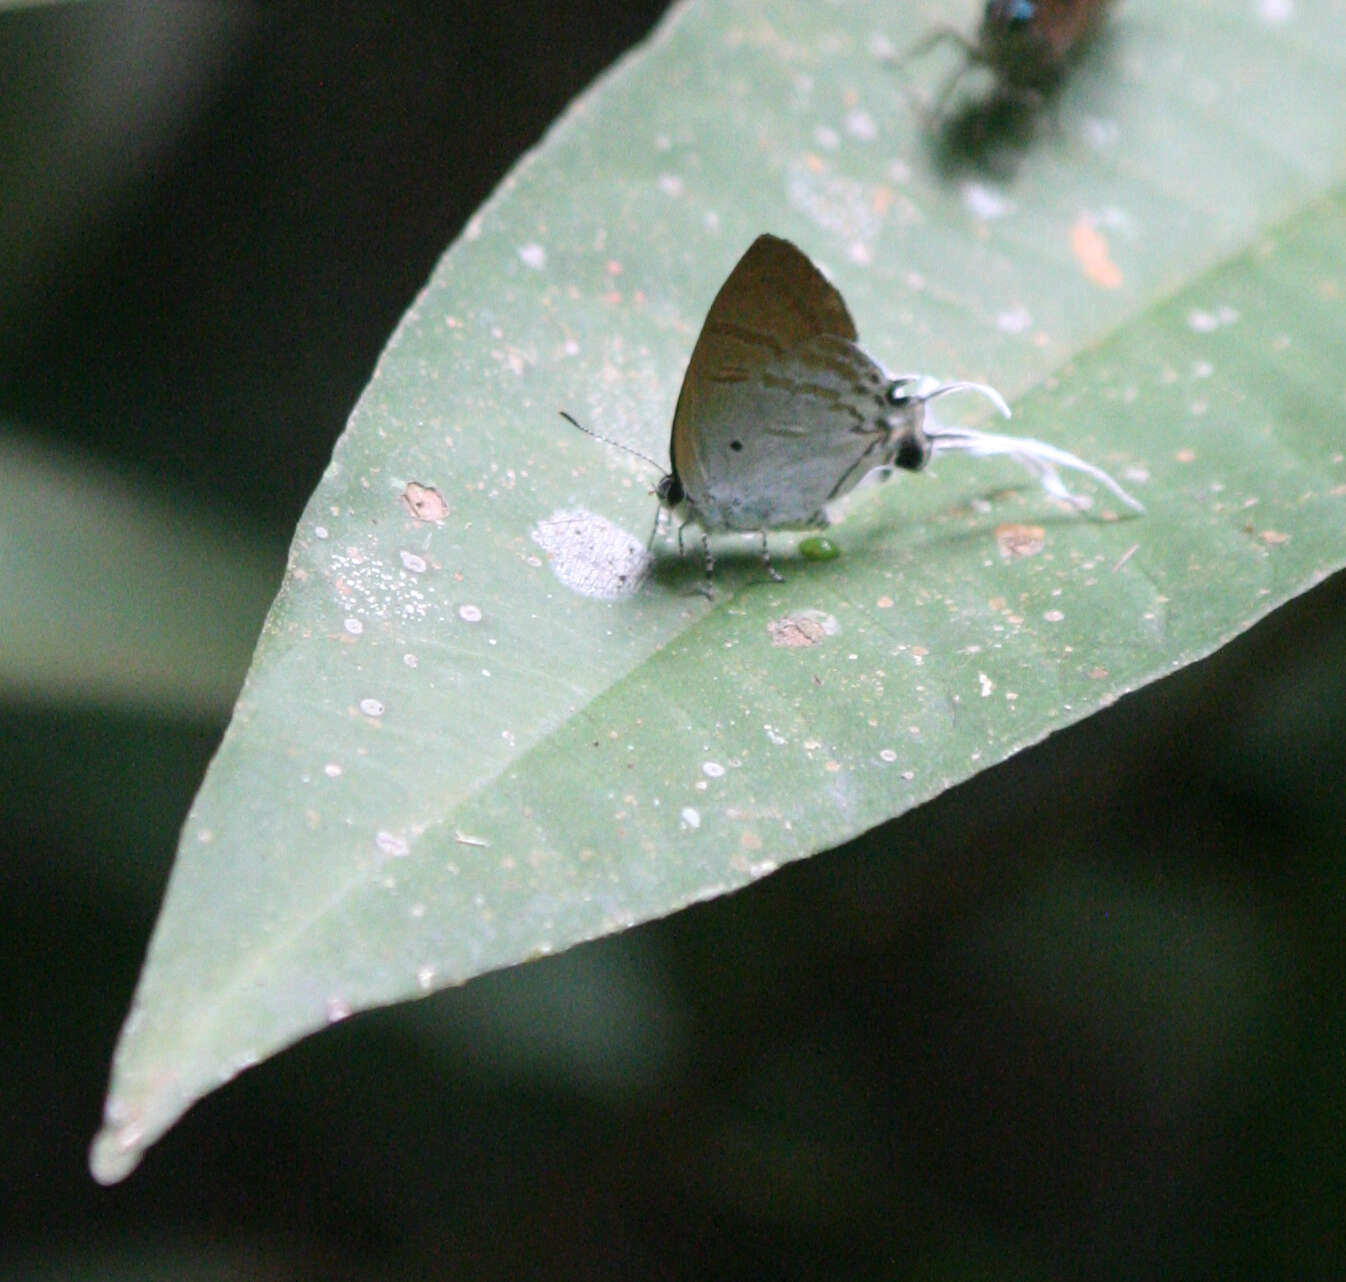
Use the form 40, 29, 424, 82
976, 0, 1115, 91
904, 0, 1115, 116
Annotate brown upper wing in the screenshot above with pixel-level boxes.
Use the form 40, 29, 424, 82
669, 235, 858, 485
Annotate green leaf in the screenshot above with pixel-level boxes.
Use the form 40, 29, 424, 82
91, 0, 1346, 1181
0, 428, 279, 716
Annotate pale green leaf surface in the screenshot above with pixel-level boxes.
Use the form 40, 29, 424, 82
93, 0, 1346, 1181
0, 428, 280, 715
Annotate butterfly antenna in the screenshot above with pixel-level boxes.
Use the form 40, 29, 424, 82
920, 381, 1144, 514
922, 388, 1144, 514
919, 379, 1012, 420
559, 411, 664, 475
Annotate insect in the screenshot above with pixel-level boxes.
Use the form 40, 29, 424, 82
904, 0, 1116, 117
566, 233, 1141, 591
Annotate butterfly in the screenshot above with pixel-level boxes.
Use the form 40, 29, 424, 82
653, 233, 1140, 584
565, 233, 1141, 591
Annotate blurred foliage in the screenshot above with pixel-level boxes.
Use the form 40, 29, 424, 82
2, 2, 1344, 1280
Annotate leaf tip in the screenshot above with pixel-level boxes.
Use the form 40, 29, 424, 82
88, 1122, 146, 1186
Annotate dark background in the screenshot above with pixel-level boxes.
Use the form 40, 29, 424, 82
3, 3, 1343, 1279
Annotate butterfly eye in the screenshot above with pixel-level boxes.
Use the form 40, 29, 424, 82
729, 440, 744, 452
1008, 0, 1036, 27
657, 474, 684, 506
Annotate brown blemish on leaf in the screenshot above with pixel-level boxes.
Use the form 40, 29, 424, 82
1070, 215, 1122, 289
401, 482, 448, 522
995, 522, 1046, 558
1112, 544, 1140, 572
767, 609, 839, 648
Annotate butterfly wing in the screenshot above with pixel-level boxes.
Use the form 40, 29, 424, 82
677, 333, 901, 532
669, 235, 859, 512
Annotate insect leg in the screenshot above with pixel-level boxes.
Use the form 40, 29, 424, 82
897, 26, 980, 123
759, 531, 784, 582
697, 532, 716, 599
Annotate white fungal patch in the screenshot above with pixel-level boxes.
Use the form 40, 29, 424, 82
657, 173, 683, 196
844, 108, 877, 141
458, 603, 483, 623
400, 550, 427, 573
359, 697, 385, 718
531, 508, 651, 599
343, 618, 363, 635
1256, 0, 1294, 24
785, 158, 882, 243
680, 807, 701, 830
962, 181, 1014, 220
518, 242, 547, 269
1186, 305, 1238, 333
978, 672, 994, 698
996, 304, 1033, 335
376, 831, 409, 857
1081, 116, 1119, 150
701, 761, 725, 779
327, 542, 434, 621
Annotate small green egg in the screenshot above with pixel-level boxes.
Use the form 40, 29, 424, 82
798, 536, 840, 562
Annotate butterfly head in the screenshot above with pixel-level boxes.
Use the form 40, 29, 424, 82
656, 471, 685, 509
882, 376, 935, 472
884, 374, 1013, 472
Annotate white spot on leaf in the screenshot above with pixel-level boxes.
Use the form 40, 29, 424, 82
376, 831, 409, 857
962, 182, 1014, 220
531, 508, 651, 599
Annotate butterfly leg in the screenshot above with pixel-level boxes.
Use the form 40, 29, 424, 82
759, 531, 784, 583
697, 532, 716, 598
646, 504, 664, 551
